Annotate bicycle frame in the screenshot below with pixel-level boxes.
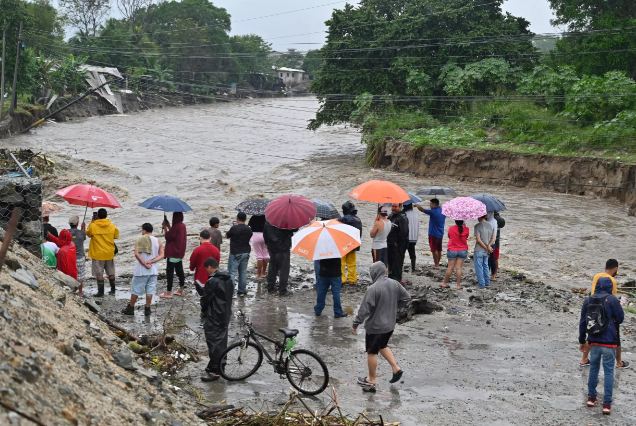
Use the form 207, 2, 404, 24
236, 313, 288, 368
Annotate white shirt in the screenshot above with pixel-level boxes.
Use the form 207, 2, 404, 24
43, 241, 59, 254
405, 209, 420, 243
134, 236, 160, 276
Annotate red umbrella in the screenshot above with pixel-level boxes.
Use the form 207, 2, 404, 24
56, 184, 122, 221
264, 194, 317, 230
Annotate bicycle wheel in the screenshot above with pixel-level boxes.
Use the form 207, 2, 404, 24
219, 342, 263, 381
285, 349, 329, 395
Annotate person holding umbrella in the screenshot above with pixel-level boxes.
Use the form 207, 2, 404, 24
161, 212, 187, 298
86, 209, 119, 297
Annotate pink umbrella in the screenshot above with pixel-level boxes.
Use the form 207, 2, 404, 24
441, 197, 487, 221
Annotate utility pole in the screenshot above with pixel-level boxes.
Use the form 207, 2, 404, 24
0, 21, 6, 119
9, 21, 23, 116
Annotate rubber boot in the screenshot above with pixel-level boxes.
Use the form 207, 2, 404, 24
95, 283, 105, 298
108, 278, 116, 295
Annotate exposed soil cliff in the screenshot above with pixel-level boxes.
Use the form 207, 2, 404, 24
371, 141, 636, 215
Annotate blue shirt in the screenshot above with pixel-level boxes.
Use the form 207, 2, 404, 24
424, 206, 446, 238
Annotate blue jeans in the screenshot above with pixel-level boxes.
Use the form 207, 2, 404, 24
314, 276, 343, 316
313, 260, 320, 289
474, 251, 490, 288
588, 345, 616, 404
228, 253, 249, 294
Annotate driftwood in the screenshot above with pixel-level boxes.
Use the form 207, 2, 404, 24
397, 288, 444, 324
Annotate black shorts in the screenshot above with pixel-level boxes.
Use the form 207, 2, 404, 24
372, 248, 388, 268
366, 330, 394, 355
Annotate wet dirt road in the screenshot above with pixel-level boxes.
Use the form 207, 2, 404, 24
3, 98, 636, 424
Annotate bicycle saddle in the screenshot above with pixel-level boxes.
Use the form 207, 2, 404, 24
279, 328, 299, 338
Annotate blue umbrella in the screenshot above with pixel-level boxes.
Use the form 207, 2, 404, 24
311, 199, 340, 220
470, 194, 506, 212
139, 195, 192, 212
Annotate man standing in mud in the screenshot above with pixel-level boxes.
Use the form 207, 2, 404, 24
415, 198, 446, 269
387, 203, 409, 282
86, 209, 119, 297
200, 258, 233, 382
579, 273, 624, 415
263, 220, 296, 296
339, 201, 362, 284
580, 259, 629, 369
352, 261, 411, 390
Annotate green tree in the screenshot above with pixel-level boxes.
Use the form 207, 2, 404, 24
24, 0, 66, 48
302, 49, 324, 77
274, 50, 304, 69
548, 0, 636, 77
308, 0, 537, 129
229, 34, 272, 84
439, 58, 523, 96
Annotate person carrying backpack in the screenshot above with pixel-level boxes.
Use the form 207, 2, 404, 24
578, 270, 625, 415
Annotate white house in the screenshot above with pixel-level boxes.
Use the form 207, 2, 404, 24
273, 67, 307, 84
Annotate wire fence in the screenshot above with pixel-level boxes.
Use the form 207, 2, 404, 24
0, 177, 42, 257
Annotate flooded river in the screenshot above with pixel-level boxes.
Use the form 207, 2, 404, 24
2, 97, 636, 424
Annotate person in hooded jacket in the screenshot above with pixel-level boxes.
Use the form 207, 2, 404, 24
387, 203, 410, 282
579, 273, 625, 415
200, 258, 233, 382
339, 201, 362, 284
161, 212, 187, 298
47, 229, 78, 280
352, 261, 411, 389
86, 209, 119, 297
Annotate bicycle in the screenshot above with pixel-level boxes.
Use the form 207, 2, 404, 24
218, 310, 330, 395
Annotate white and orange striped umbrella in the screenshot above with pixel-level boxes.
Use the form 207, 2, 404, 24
291, 220, 361, 261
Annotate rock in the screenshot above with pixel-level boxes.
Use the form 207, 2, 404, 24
84, 299, 101, 314
55, 342, 74, 358
140, 411, 155, 421
114, 375, 133, 388
469, 295, 484, 302
58, 385, 76, 398
113, 348, 138, 371
9, 268, 39, 290
397, 289, 444, 323
94, 335, 109, 347
62, 408, 79, 425
21, 220, 41, 237
10, 344, 32, 357
87, 373, 102, 385
15, 367, 38, 383
8, 412, 21, 425
143, 394, 155, 406
76, 355, 89, 371
137, 367, 161, 387
0, 284, 10, 291
171, 420, 183, 426
50, 285, 67, 305
3, 259, 20, 272
52, 270, 80, 291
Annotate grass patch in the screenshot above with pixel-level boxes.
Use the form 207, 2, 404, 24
625, 306, 636, 315
361, 102, 636, 163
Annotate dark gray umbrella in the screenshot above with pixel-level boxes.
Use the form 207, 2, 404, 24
417, 186, 457, 196
470, 194, 506, 212
235, 198, 271, 216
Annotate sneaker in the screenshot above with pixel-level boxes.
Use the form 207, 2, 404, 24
389, 369, 404, 384
144, 307, 151, 316
602, 403, 611, 415
122, 305, 135, 315
579, 360, 590, 367
586, 397, 597, 407
315, 312, 322, 317
238, 292, 246, 297
334, 312, 349, 318
617, 360, 630, 369
199, 323, 204, 328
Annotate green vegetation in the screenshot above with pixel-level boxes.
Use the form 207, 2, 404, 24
309, 0, 636, 160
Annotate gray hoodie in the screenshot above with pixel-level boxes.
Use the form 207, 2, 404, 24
353, 262, 411, 334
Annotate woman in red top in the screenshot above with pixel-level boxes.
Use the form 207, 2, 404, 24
47, 229, 78, 280
441, 220, 470, 290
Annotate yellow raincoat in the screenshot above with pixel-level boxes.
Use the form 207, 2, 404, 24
86, 219, 119, 261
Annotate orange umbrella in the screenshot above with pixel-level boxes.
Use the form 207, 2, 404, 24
349, 179, 410, 204
292, 220, 361, 260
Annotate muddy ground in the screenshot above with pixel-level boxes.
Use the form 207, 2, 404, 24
2, 98, 636, 425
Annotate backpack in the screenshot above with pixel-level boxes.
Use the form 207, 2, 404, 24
586, 296, 610, 335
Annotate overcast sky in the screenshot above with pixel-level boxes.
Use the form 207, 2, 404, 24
213, 0, 559, 50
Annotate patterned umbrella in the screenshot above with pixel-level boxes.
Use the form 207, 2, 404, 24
42, 201, 65, 216
264, 194, 317, 229
235, 198, 271, 216
417, 186, 457, 196
292, 220, 361, 260
311, 199, 340, 220
441, 197, 487, 221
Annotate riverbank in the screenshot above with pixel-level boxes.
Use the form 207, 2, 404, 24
370, 142, 636, 216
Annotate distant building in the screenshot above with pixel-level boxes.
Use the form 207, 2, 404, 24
273, 67, 307, 84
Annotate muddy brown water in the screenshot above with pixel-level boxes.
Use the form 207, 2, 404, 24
2, 98, 636, 424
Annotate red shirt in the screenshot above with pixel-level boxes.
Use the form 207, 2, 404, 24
447, 225, 470, 252
189, 242, 220, 285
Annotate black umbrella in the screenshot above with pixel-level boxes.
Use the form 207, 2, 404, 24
417, 186, 457, 196
470, 194, 506, 212
235, 198, 271, 216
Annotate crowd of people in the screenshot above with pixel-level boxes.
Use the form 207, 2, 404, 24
39, 199, 628, 410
